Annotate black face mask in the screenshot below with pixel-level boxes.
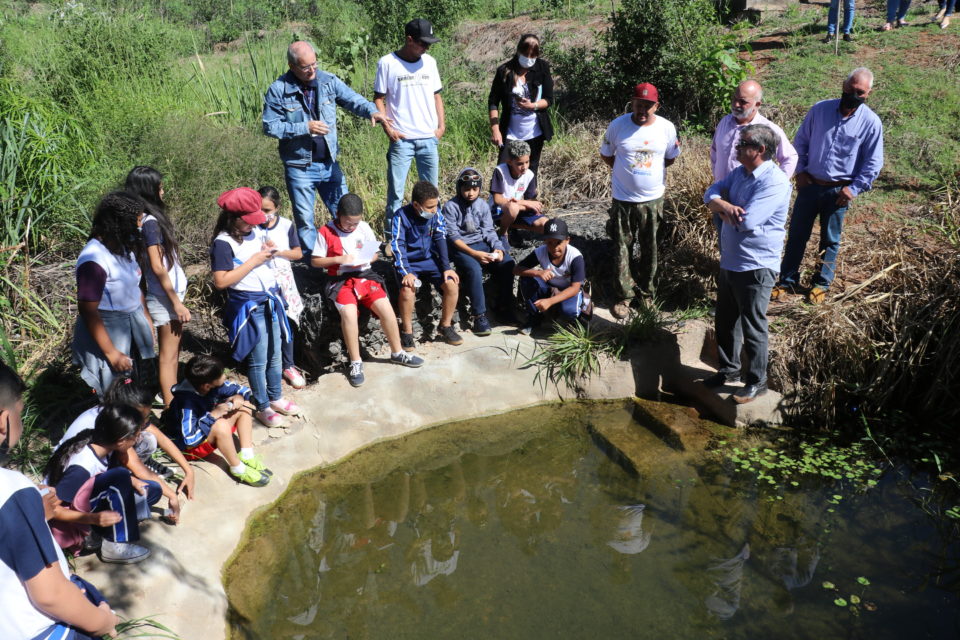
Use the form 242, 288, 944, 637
840, 91, 866, 111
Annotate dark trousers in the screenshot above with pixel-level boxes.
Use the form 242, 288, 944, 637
519, 276, 582, 322
498, 135, 546, 175
452, 241, 515, 315
90, 467, 161, 543
715, 268, 776, 385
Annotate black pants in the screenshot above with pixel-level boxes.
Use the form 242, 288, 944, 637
715, 268, 776, 385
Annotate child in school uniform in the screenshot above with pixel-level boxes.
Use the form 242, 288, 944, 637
210, 187, 301, 427
312, 193, 424, 387
513, 218, 591, 334
72, 191, 155, 397
0, 362, 119, 639
258, 186, 306, 390
166, 355, 271, 487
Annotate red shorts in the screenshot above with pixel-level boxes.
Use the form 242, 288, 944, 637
335, 277, 386, 311
183, 423, 237, 460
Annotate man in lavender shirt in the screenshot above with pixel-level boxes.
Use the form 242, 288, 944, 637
710, 80, 797, 247
703, 124, 791, 404
773, 67, 883, 305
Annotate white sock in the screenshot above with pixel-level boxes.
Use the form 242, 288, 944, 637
239, 448, 253, 460
230, 463, 247, 475
391, 352, 403, 358
351, 360, 362, 366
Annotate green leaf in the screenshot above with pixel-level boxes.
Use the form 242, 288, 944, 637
822, 581, 836, 590
834, 598, 848, 607
850, 595, 861, 605
857, 576, 871, 586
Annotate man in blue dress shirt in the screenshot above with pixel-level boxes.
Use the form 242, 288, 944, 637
772, 67, 884, 305
703, 124, 792, 403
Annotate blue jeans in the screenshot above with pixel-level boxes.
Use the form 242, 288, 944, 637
716, 268, 776, 386
886, 0, 912, 21
778, 184, 849, 290
828, 0, 855, 33
451, 241, 515, 316
939, 0, 956, 16
519, 276, 582, 322
247, 304, 283, 410
385, 137, 439, 233
284, 160, 348, 254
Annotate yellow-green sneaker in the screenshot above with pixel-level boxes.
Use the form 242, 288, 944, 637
231, 465, 270, 487
241, 454, 273, 477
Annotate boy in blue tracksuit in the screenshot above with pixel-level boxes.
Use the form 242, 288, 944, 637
391, 181, 462, 350
166, 355, 272, 487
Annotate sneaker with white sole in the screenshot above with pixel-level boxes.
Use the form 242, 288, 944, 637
283, 366, 306, 389
241, 453, 273, 476
255, 407, 286, 428
391, 352, 424, 368
348, 361, 365, 387
143, 456, 173, 479
270, 398, 302, 416
439, 325, 463, 346
99, 539, 150, 564
231, 464, 270, 487
400, 332, 416, 352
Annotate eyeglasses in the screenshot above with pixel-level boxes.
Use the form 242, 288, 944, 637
297, 62, 318, 73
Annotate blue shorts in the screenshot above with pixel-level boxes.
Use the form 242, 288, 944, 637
405, 260, 447, 286
493, 209, 545, 228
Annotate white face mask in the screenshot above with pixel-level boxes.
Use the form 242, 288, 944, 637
518, 54, 536, 69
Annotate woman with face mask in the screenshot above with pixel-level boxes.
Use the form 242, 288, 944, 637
487, 34, 554, 175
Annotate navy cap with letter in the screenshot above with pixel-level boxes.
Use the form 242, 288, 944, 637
542, 218, 568, 240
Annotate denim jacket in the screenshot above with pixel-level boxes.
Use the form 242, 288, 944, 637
262, 70, 378, 167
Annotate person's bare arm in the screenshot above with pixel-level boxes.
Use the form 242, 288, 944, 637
434, 92, 446, 139
25, 566, 119, 637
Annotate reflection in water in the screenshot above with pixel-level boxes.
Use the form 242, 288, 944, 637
704, 543, 750, 620
226, 401, 960, 640
607, 504, 652, 555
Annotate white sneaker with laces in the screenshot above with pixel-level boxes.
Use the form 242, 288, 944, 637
99, 540, 150, 564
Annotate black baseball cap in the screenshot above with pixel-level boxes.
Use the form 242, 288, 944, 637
405, 18, 440, 44
542, 218, 568, 240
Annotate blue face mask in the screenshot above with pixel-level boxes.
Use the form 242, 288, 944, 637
419, 210, 436, 220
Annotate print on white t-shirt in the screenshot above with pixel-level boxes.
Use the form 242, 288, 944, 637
374, 53, 442, 140
600, 114, 680, 203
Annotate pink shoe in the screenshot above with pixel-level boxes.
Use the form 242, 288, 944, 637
283, 366, 306, 389
255, 407, 286, 428
270, 398, 302, 416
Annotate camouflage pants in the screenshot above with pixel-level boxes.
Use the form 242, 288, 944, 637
607, 197, 663, 300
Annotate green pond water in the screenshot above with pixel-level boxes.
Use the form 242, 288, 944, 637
225, 400, 960, 639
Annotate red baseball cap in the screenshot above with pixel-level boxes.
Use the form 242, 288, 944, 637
217, 187, 266, 225
633, 82, 659, 103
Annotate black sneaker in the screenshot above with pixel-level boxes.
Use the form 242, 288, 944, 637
440, 325, 463, 345
473, 313, 492, 336
391, 352, 424, 368
348, 361, 365, 387
843, 32, 854, 41
143, 457, 173, 479
823, 33, 835, 43
400, 332, 416, 352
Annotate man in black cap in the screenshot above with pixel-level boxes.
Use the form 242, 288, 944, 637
375, 18, 445, 240
513, 218, 591, 334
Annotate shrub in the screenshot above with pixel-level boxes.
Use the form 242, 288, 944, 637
551, 0, 752, 127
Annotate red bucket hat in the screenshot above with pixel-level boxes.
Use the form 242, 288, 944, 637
217, 187, 266, 225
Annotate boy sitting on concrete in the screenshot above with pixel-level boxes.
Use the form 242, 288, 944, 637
166, 355, 271, 487
491, 139, 548, 239
313, 193, 424, 387
513, 218, 590, 334
443, 168, 515, 335
390, 181, 462, 349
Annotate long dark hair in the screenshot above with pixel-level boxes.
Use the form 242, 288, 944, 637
210, 209, 246, 245
89, 191, 146, 261
125, 166, 180, 265
45, 404, 144, 487
103, 376, 153, 410
505, 33, 541, 87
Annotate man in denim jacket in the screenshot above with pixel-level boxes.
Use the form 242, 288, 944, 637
263, 41, 389, 254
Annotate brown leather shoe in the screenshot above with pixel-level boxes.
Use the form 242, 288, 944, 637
770, 285, 791, 301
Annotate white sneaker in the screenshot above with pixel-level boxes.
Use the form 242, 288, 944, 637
99, 539, 150, 564
256, 407, 286, 428
283, 366, 306, 389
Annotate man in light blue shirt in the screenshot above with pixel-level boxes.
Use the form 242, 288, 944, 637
773, 67, 884, 304
703, 124, 792, 404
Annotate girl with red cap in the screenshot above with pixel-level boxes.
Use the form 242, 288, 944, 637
209, 187, 301, 428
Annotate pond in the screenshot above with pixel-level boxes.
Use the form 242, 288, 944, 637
225, 400, 960, 639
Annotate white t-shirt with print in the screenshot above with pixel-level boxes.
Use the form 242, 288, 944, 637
374, 52, 442, 140
314, 220, 380, 276
601, 114, 680, 203
506, 80, 542, 141
210, 231, 278, 294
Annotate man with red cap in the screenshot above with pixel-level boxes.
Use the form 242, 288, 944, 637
600, 82, 680, 318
